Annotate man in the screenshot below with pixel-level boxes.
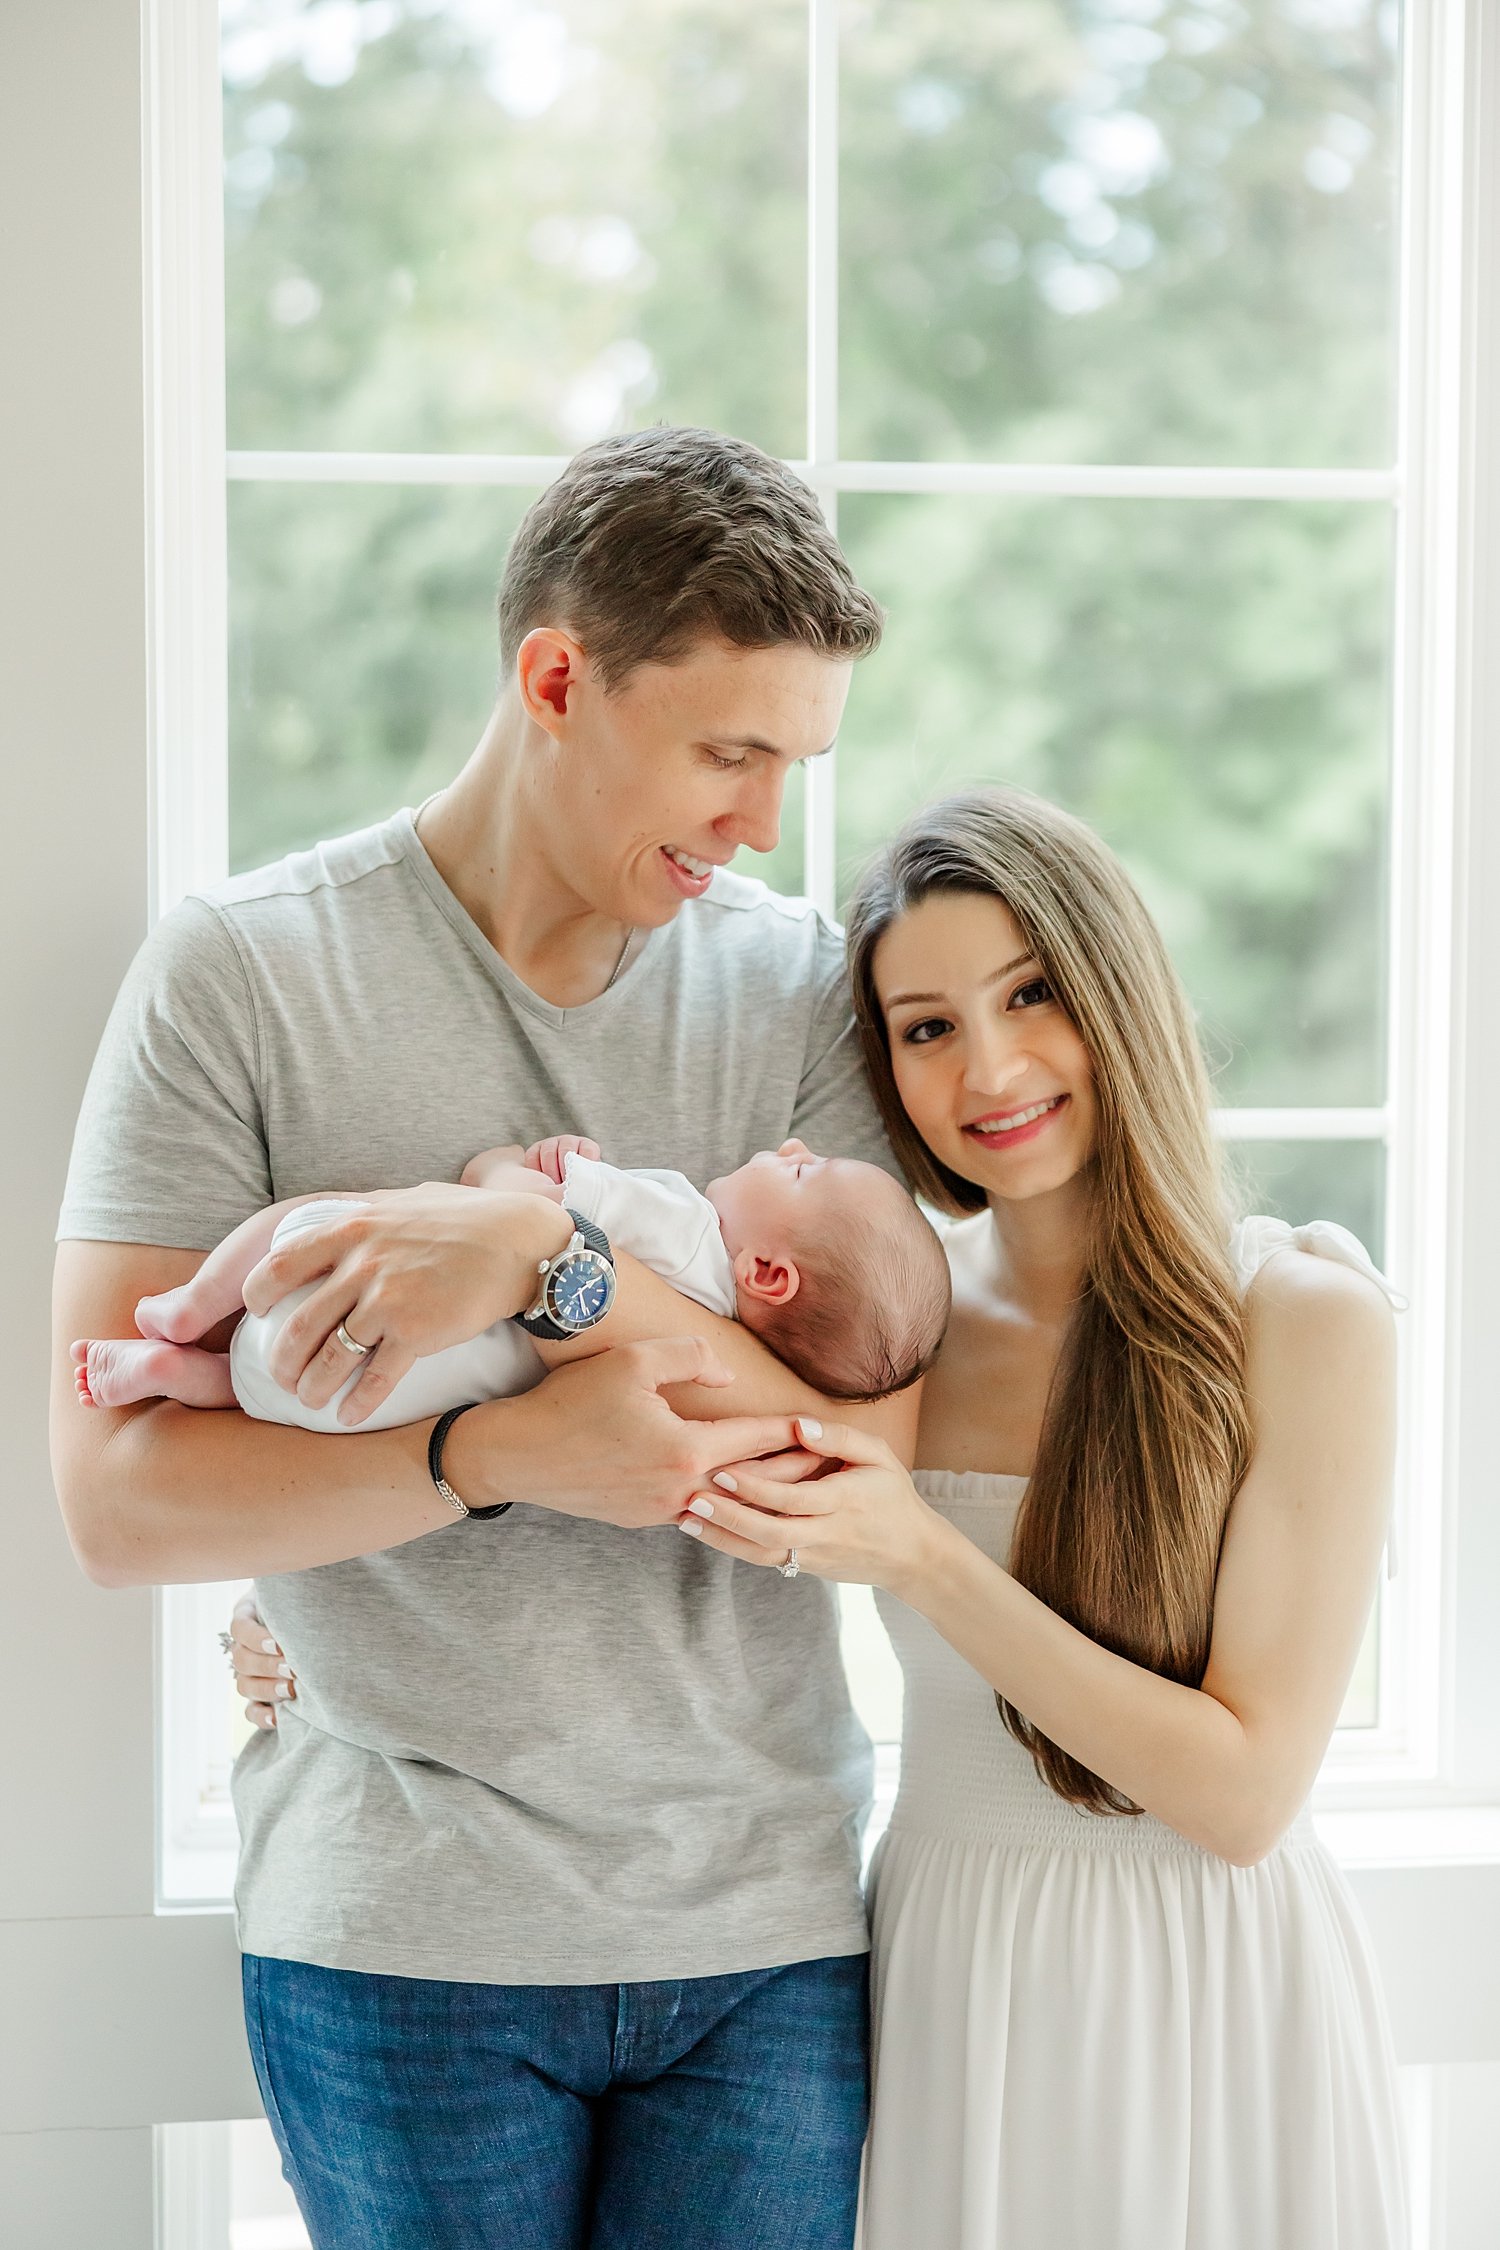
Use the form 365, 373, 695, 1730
52, 428, 903, 2247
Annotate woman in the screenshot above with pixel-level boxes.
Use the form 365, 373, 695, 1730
673, 787, 1407, 2248
236, 787, 1407, 2247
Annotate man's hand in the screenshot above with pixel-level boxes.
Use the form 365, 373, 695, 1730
443, 1335, 804, 1528
527, 1133, 601, 1186
241, 1183, 573, 1423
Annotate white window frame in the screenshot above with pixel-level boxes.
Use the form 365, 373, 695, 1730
153, 0, 1500, 1913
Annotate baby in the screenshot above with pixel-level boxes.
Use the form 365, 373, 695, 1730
73, 1135, 951, 1433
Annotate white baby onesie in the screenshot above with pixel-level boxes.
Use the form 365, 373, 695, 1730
228, 1156, 736, 1436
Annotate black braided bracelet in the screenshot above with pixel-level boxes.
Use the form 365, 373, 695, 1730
428, 1402, 511, 1521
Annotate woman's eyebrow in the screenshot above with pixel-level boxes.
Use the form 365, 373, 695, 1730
884, 951, 1037, 1010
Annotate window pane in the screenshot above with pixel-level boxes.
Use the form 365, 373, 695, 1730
223, 0, 806, 456
1226, 1135, 1386, 1265
841, 1582, 903, 1745
230, 481, 807, 893
1339, 1607, 1379, 1731
840, 0, 1400, 467
230, 482, 531, 870
836, 492, 1391, 1107
1224, 1136, 1386, 1733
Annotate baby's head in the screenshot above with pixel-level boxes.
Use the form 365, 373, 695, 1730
706, 1141, 951, 1400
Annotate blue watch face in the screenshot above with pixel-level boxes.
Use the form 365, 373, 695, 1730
551, 1257, 614, 1329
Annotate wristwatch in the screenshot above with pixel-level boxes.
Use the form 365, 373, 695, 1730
513, 1208, 616, 1340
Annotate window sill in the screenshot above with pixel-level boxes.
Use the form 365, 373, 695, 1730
1317, 1802, 1500, 1871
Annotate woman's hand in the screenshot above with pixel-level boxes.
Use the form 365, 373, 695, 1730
228, 1595, 296, 1731
240, 1183, 574, 1423
676, 1415, 939, 1592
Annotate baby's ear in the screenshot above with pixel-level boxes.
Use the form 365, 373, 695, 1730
733, 1247, 801, 1308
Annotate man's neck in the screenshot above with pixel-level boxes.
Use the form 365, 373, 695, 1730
415, 704, 636, 1010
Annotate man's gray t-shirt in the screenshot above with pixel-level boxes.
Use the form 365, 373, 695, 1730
58, 809, 896, 1984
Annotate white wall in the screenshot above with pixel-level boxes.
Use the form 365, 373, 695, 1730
1435, 2064, 1500, 2248
1, 4, 253, 2241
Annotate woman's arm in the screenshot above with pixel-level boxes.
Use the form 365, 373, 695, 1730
678, 1251, 1395, 1864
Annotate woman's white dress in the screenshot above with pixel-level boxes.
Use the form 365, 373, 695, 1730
861, 1220, 1408, 2250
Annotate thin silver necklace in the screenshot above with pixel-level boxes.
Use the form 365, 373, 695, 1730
603, 925, 636, 993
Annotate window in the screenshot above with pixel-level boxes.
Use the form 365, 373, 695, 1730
160, 0, 1467, 1905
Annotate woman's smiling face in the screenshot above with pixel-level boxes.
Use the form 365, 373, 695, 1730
874, 890, 1098, 1203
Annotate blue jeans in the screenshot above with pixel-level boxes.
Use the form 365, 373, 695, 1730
242, 1951, 869, 2249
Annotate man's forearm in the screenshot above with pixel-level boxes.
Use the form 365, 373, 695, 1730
55, 1388, 482, 1586
50, 1220, 916, 1593
533, 1251, 919, 1460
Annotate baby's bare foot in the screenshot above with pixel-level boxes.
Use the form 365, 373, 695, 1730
133, 1282, 208, 1344
70, 1337, 236, 1411
73, 1338, 157, 1408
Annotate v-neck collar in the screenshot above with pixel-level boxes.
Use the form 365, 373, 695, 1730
394, 806, 662, 1031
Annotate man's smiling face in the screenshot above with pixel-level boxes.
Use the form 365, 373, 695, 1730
533, 633, 852, 927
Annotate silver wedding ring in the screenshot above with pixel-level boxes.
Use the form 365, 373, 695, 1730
334, 1321, 373, 1358
778, 1549, 800, 1580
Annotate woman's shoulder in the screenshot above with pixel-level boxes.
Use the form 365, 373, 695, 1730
1230, 1215, 1403, 1314
1234, 1216, 1399, 1361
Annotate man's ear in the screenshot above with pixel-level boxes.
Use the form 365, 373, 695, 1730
733, 1247, 801, 1308
515, 626, 590, 736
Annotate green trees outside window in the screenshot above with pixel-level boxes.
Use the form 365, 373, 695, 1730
224, 0, 1399, 1261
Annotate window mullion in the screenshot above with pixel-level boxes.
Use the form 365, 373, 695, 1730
224, 451, 1398, 505
1379, 0, 1473, 1786
1214, 1109, 1389, 1141
804, 0, 840, 918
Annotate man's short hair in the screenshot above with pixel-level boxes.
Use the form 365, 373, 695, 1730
498, 426, 884, 687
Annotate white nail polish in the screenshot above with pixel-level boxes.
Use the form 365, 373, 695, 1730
274, 1681, 293, 1699
798, 1417, 823, 1441
277, 1662, 294, 1679
687, 1496, 714, 1519
261, 1639, 279, 1655
712, 1471, 737, 1493
679, 1518, 703, 1538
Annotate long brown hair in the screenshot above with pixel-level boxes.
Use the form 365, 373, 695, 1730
846, 788, 1252, 1815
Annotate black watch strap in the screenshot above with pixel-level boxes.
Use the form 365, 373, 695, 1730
429, 1402, 510, 1521
564, 1208, 613, 1264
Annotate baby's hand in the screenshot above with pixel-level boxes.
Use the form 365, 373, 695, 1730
526, 1134, 602, 1186
459, 1144, 527, 1190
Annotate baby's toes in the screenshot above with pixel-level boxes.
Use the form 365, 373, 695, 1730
78, 1339, 146, 1411
82, 1341, 119, 1407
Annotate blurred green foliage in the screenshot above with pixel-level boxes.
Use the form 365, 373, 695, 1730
223, 0, 806, 455
837, 492, 1390, 1104
224, 0, 1399, 1133
839, 0, 1396, 466
1228, 1138, 1385, 1264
